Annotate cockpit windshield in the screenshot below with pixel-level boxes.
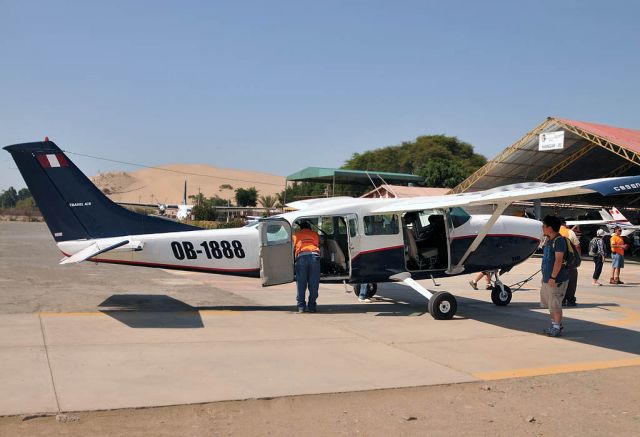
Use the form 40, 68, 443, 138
449, 207, 471, 228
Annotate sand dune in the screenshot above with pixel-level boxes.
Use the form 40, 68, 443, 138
91, 164, 286, 205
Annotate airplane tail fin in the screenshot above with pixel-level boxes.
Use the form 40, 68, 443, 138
599, 208, 614, 221
4, 140, 200, 242
609, 207, 631, 224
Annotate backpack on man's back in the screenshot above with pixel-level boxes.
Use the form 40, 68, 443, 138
553, 235, 582, 269
588, 237, 599, 257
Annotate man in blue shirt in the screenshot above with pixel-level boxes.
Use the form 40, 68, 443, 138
540, 215, 569, 337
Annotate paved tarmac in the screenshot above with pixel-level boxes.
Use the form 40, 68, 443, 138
1, 221, 640, 416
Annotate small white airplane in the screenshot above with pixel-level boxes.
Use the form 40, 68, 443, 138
118, 181, 194, 220
174, 181, 194, 221
6, 140, 640, 319
159, 181, 194, 221
567, 208, 640, 236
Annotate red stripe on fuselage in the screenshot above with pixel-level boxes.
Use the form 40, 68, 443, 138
351, 245, 404, 262
67, 254, 260, 275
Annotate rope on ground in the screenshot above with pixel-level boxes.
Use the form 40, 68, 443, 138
508, 269, 541, 292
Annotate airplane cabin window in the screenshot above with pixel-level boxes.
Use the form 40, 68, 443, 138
266, 224, 290, 245
320, 217, 334, 235
337, 217, 347, 235
364, 214, 399, 236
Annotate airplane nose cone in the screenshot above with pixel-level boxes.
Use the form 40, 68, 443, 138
524, 217, 544, 242
499, 216, 543, 242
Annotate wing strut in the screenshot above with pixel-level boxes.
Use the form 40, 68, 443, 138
446, 202, 510, 275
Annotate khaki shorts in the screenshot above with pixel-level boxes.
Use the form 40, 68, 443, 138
540, 281, 568, 311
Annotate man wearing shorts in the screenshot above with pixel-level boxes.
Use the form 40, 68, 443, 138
540, 215, 569, 337
610, 226, 626, 285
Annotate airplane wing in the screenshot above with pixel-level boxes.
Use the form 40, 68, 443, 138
372, 176, 640, 213
60, 239, 144, 264
566, 219, 610, 226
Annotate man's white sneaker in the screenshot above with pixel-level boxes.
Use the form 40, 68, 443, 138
358, 298, 371, 303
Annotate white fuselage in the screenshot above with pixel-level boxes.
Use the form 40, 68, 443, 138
57, 199, 543, 280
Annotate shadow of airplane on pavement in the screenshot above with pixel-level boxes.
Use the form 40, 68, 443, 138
98, 285, 640, 357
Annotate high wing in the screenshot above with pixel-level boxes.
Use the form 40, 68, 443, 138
286, 197, 360, 210
566, 219, 610, 226
371, 177, 640, 213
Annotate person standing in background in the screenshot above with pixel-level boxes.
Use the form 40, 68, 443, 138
559, 218, 580, 307
588, 229, 606, 286
610, 226, 627, 285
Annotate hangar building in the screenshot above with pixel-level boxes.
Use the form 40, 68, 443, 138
451, 117, 640, 211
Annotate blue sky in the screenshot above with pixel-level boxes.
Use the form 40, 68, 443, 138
1, 0, 639, 189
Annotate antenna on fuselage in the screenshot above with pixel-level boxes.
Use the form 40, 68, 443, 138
365, 171, 384, 197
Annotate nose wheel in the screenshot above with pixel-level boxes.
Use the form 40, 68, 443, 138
491, 284, 512, 306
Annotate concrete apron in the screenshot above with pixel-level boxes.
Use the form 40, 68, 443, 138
1, 265, 640, 416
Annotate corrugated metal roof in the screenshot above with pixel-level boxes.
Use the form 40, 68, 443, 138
451, 117, 640, 207
557, 118, 640, 154
286, 167, 423, 185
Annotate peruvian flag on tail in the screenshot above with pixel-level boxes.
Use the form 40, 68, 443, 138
37, 153, 69, 168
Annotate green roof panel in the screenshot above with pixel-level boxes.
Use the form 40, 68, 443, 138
286, 167, 423, 185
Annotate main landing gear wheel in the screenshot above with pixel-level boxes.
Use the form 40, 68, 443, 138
491, 284, 512, 306
428, 291, 457, 320
352, 283, 378, 299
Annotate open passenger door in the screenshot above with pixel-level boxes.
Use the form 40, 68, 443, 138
258, 218, 294, 286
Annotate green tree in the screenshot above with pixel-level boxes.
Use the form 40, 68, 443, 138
192, 204, 216, 221
235, 187, 258, 207
419, 158, 469, 188
0, 187, 18, 208
17, 188, 31, 201
188, 193, 206, 206
258, 195, 278, 208
343, 134, 486, 188
208, 195, 229, 207
277, 182, 327, 204
15, 197, 37, 210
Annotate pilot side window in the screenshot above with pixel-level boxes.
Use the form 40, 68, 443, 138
449, 207, 471, 228
364, 214, 399, 236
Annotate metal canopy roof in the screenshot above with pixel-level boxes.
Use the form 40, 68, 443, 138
451, 117, 640, 207
286, 167, 424, 186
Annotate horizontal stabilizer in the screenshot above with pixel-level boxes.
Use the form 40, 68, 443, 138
60, 239, 143, 264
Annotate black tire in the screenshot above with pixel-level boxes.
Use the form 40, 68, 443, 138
352, 283, 378, 299
491, 284, 512, 306
428, 291, 457, 320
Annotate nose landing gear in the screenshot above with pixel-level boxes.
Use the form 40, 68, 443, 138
488, 273, 513, 306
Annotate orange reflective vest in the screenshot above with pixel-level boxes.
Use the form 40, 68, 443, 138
293, 229, 319, 257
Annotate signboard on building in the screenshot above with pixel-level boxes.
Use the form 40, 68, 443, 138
539, 131, 564, 151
